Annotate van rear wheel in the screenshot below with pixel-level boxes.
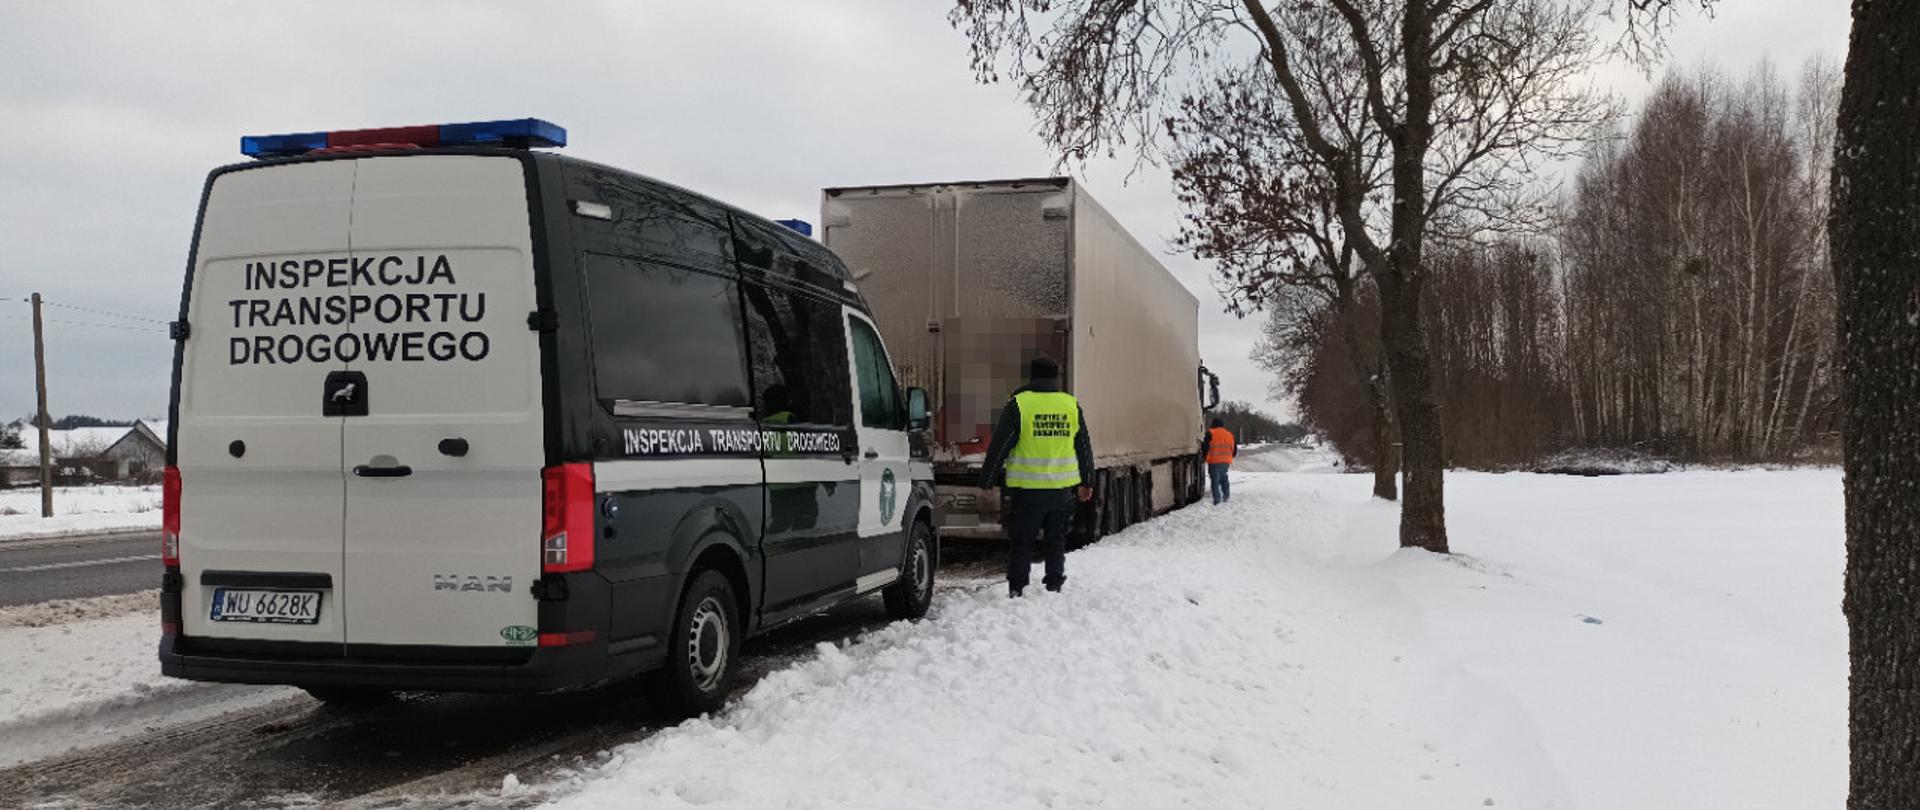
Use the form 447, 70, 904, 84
647, 569, 740, 717
883, 521, 935, 619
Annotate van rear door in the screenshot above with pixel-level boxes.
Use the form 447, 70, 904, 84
338, 155, 545, 649
177, 161, 356, 645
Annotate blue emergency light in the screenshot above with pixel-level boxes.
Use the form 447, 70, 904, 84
240, 118, 567, 159
775, 219, 814, 237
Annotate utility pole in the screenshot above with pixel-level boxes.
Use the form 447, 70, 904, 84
31, 292, 53, 518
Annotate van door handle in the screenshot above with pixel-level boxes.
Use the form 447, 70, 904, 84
353, 464, 413, 478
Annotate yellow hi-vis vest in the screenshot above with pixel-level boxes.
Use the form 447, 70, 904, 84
1006, 390, 1082, 489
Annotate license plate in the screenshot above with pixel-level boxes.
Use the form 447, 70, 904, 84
209, 588, 323, 625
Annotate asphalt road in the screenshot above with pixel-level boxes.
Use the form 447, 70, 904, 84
0, 532, 162, 607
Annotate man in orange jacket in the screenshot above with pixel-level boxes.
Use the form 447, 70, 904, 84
1202, 417, 1236, 504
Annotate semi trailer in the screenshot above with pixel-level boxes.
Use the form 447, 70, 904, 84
821, 177, 1219, 541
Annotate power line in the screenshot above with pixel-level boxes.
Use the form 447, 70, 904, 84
38, 299, 171, 325
0, 313, 168, 334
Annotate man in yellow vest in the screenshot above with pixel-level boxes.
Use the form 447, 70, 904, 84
979, 357, 1095, 597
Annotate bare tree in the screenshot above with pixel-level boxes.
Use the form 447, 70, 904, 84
1828, 2, 1920, 805
953, 0, 1609, 552
1165, 48, 1402, 498
1558, 59, 1840, 462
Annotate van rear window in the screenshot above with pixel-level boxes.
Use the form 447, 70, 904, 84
584, 254, 750, 408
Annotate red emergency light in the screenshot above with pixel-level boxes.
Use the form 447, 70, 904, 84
240, 119, 566, 159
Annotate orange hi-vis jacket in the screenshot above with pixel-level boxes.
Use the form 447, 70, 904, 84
1206, 427, 1236, 464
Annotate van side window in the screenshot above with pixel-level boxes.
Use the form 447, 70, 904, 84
742, 281, 852, 427
584, 254, 750, 408
733, 217, 843, 289
848, 317, 902, 429
567, 166, 732, 272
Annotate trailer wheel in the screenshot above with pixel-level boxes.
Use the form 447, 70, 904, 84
1187, 456, 1202, 505
1100, 470, 1118, 534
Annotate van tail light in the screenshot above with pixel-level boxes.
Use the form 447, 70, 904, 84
541, 463, 595, 574
162, 466, 182, 567
537, 630, 597, 647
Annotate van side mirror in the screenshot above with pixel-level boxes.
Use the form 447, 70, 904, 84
907, 387, 931, 430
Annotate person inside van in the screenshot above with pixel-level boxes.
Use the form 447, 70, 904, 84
762, 384, 819, 532
762, 384, 796, 424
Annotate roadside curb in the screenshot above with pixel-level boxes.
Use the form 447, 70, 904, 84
0, 526, 160, 551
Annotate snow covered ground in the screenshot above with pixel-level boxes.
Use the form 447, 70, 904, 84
545, 468, 1844, 809
1234, 443, 1343, 473
0, 484, 162, 541
0, 591, 294, 766
0, 467, 1844, 806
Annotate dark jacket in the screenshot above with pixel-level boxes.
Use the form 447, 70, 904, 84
976, 378, 1096, 489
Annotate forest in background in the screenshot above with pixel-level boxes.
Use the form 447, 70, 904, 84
1261, 56, 1842, 469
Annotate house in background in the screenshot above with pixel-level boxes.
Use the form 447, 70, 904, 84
0, 420, 167, 486
100, 420, 167, 480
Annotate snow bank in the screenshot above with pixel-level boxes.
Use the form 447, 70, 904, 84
0, 484, 161, 541
0, 590, 290, 765
0, 613, 183, 731
547, 469, 1843, 809
0, 589, 160, 629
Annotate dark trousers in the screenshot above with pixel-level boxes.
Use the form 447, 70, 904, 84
1004, 488, 1075, 590
1208, 462, 1231, 503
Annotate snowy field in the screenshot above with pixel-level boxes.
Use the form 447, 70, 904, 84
0, 484, 161, 541
546, 468, 1844, 809
0, 468, 1844, 807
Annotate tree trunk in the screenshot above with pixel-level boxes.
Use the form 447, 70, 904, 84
1371, 0, 1447, 554
1377, 267, 1447, 552
1369, 371, 1399, 501
1336, 287, 1399, 502
1831, 3, 1920, 806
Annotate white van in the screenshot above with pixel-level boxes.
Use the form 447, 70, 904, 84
158, 119, 938, 715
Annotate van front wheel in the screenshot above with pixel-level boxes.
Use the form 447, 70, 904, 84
883, 521, 935, 620
647, 569, 740, 717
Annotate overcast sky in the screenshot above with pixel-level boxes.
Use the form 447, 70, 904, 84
0, 1, 1850, 424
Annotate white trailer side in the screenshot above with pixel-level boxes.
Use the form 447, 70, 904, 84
822, 178, 1211, 540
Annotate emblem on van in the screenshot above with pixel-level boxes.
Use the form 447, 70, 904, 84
879, 468, 898, 523
434, 574, 513, 593
501, 625, 538, 644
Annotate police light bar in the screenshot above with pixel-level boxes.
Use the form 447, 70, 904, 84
775, 219, 814, 237
240, 118, 567, 159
